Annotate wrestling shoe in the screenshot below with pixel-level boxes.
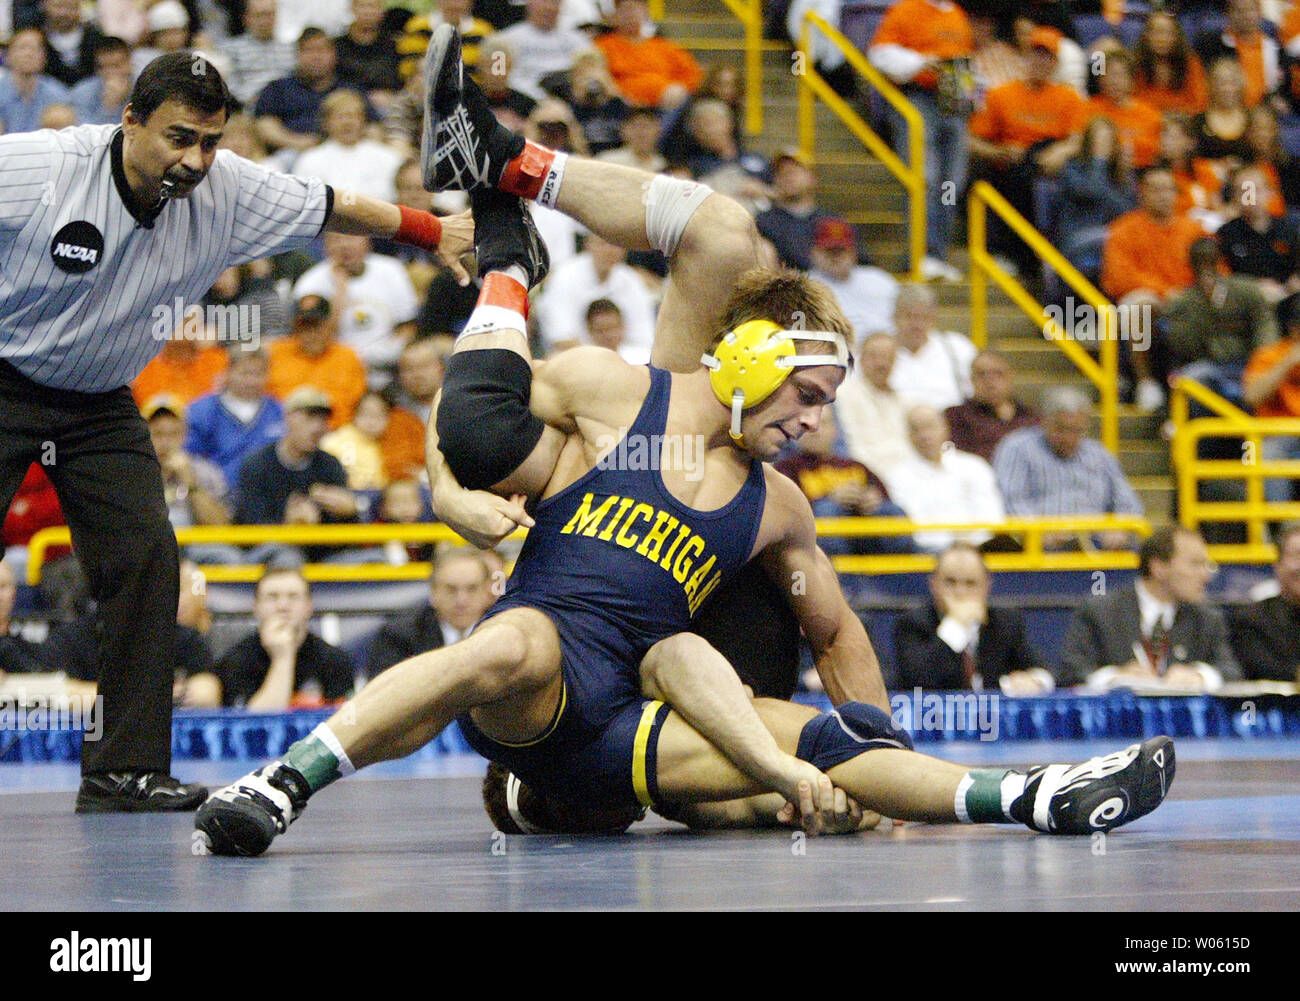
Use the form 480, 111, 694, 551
76, 772, 207, 813
471, 186, 550, 288
421, 24, 525, 192
193, 764, 309, 857
1011, 736, 1175, 834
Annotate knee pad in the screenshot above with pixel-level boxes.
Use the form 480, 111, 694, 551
643, 175, 713, 258
796, 702, 914, 772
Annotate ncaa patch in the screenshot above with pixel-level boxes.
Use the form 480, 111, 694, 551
49, 221, 104, 274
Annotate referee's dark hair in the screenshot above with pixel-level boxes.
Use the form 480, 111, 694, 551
128, 51, 235, 123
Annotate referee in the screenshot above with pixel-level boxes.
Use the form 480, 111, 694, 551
0, 52, 471, 813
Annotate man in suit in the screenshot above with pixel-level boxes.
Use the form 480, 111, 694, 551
1228, 522, 1300, 682
894, 543, 1052, 694
366, 547, 496, 678
1060, 526, 1239, 689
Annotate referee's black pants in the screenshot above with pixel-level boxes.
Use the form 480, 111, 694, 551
0, 361, 179, 776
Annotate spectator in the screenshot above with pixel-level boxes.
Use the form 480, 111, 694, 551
1194, 0, 1280, 108
1242, 291, 1300, 502
1100, 165, 1206, 410
274, 0, 353, 46
321, 389, 391, 489
1161, 237, 1277, 407
68, 35, 132, 126
266, 294, 368, 429
131, 327, 229, 407
202, 262, 291, 344
0, 558, 46, 678
807, 217, 899, 342
374, 478, 433, 564
524, 97, 590, 159
554, 49, 629, 155
774, 407, 913, 556
174, 559, 221, 707
657, 62, 745, 167
888, 283, 976, 410
129, 1, 196, 80
968, 9, 1023, 111
869, 0, 974, 282
682, 99, 770, 211
1056, 116, 1139, 285
365, 548, 496, 678
388, 336, 449, 424
893, 542, 1051, 693
143, 394, 233, 533
1228, 521, 1300, 682
495, 0, 593, 101
968, 26, 1086, 277
215, 567, 355, 709
1060, 526, 1239, 690
944, 349, 1039, 462
1192, 58, 1253, 168
472, 34, 537, 134
595, 0, 701, 109
0, 28, 71, 134
596, 105, 665, 173
534, 232, 656, 356
33, 0, 107, 87
1244, 104, 1300, 214
1085, 50, 1162, 170
292, 233, 419, 376
223, 0, 297, 108
186, 348, 287, 488
1133, 10, 1207, 115
1217, 166, 1300, 300
883, 404, 1005, 554
256, 28, 371, 155
334, 0, 403, 106
234, 386, 360, 564
583, 298, 648, 364
992, 386, 1143, 550
399, 0, 495, 83
1159, 110, 1224, 230
833, 331, 917, 479
756, 149, 831, 272
1010, 14, 1086, 94
291, 89, 404, 202
38, 100, 75, 129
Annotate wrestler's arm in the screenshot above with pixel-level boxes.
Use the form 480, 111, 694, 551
757, 471, 890, 711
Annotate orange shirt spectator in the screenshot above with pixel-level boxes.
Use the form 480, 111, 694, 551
595, 0, 703, 110
1087, 94, 1163, 168
1134, 56, 1207, 115
132, 341, 228, 407
969, 78, 1087, 150
1244, 338, 1300, 416
266, 338, 367, 430
1174, 159, 1222, 217
380, 405, 426, 482
870, 0, 973, 91
1101, 208, 1205, 301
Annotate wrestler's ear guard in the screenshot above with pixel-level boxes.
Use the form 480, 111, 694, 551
700, 319, 850, 445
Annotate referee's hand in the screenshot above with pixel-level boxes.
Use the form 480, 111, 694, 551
436, 211, 475, 287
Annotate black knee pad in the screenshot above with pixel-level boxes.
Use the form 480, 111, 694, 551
437, 349, 546, 490
795, 702, 914, 772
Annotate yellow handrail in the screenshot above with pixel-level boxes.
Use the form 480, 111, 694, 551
797, 10, 924, 281
649, 0, 764, 135
1171, 412, 1300, 554
967, 180, 1120, 454
1168, 375, 1252, 427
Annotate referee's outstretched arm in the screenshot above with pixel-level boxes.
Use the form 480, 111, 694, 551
327, 189, 474, 286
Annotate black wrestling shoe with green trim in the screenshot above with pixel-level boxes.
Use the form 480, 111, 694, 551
1011, 736, 1175, 834
193, 764, 310, 857
76, 771, 207, 813
421, 24, 525, 192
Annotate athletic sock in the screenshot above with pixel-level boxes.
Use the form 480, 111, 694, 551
497, 141, 568, 208
280, 723, 356, 798
953, 768, 1027, 824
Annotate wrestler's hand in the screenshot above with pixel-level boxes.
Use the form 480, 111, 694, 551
777, 788, 876, 834
436, 210, 474, 286
441, 490, 535, 549
777, 767, 848, 835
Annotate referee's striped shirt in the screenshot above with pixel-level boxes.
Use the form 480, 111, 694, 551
0, 123, 332, 393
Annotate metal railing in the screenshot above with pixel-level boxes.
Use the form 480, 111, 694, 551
967, 180, 1121, 454
796, 9, 924, 280
1169, 376, 1300, 561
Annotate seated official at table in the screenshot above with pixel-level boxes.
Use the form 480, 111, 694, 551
1229, 522, 1300, 683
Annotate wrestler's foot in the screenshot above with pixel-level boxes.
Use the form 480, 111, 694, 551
75, 771, 207, 813
1011, 736, 1175, 835
471, 186, 550, 288
421, 24, 525, 192
194, 763, 309, 857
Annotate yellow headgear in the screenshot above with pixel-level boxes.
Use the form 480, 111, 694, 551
700, 319, 850, 445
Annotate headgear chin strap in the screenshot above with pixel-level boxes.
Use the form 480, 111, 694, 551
700, 319, 850, 446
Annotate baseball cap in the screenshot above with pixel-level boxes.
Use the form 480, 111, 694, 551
1028, 26, 1062, 55
772, 147, 811, 171
814, 216, 856, 251
148, 0, 190, 32
284, 386, 333, 416
141, 393, 185, 421
294, 294, 332, 323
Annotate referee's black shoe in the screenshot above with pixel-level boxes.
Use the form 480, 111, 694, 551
421, 23, 524, 192
1010, 736, 1175, 835
471, 186, 550, 288
75, 772, 208, 813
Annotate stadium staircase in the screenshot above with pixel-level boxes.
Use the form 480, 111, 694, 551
656, 0, 1174, 522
